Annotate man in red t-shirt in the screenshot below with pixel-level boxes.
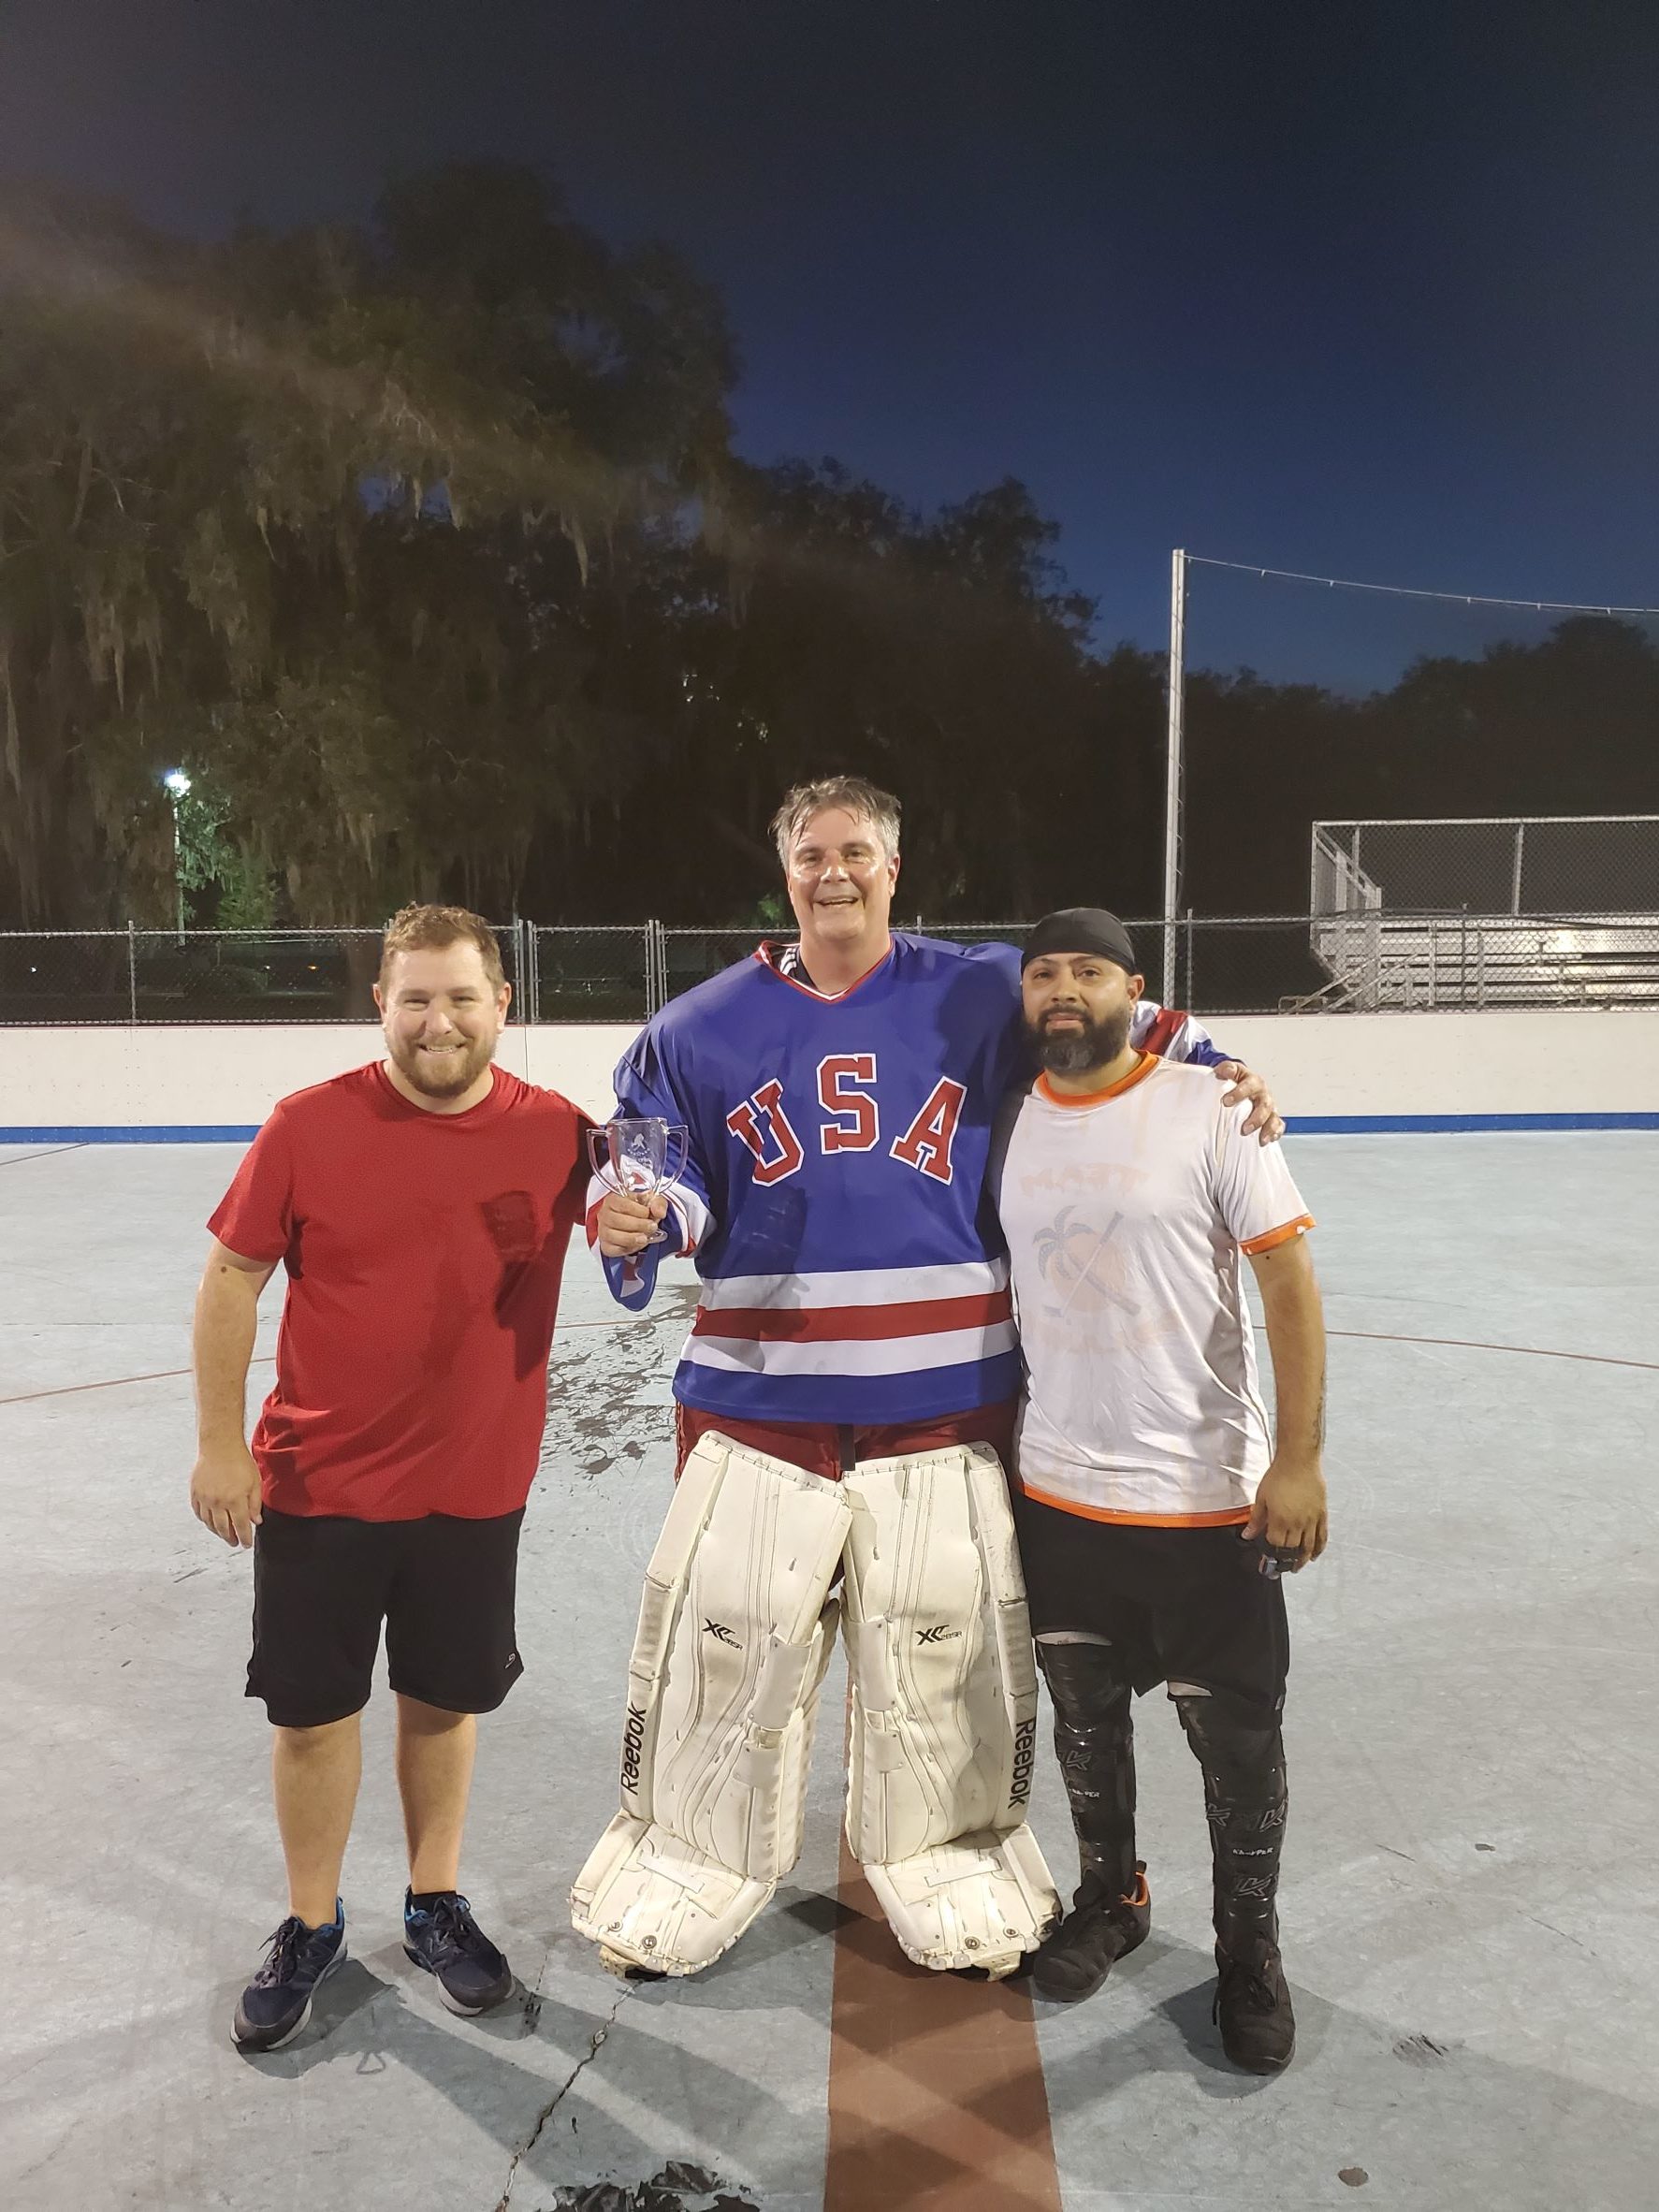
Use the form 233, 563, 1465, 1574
190, 904, 590, 2053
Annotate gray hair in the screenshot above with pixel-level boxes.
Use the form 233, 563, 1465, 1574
770, 777, 902, 868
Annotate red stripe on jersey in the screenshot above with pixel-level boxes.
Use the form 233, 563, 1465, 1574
1140, 1005, 1188, 1055
752, 941, 895, 1003
691, 1288, 1013, 1344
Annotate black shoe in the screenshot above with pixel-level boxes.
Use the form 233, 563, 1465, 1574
232, 1903, 346, 2052
402, 1889, 513, 2016
1214, 1944, 1296, 2072
1030, 1863, 1151, 2002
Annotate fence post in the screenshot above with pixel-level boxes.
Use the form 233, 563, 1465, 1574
1183, 909, 1194, 1010
1161, 548, 1187, 1008
1511, 822, 1526, 915
645, 921, 663, 1018
127, 921, 138, 1026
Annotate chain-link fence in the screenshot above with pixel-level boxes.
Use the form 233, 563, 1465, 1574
7, 902, 1658, 1024
1295, 912, 1659, 1012
1314, 816, 1659, 916
0, 923, 647, 1026
528, 926, 652, 1023
1304, 817, 1659, 1011
0, 925, 526, 1025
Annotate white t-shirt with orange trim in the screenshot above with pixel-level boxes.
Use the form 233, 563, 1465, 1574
997, 1053, 1314, 1527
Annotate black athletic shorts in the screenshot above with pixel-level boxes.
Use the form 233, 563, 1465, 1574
1013, 1491, 1288, 1713
246, 1506, 526, 1728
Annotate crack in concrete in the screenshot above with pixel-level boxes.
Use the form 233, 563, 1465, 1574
492, 1986, 633, 2212
1527, 1912, 1594, 1956
516, 1928, 557, 2040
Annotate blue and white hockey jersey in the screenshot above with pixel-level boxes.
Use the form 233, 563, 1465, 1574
595, 934, 1230, 1426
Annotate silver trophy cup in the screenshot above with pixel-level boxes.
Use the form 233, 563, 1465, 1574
588, 1117, 690, 1245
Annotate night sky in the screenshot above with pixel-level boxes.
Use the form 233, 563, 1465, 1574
5, 0, 1657, 687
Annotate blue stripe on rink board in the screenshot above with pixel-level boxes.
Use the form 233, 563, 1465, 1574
1287, 1113, 1659, 1132
3, 1113, 1656, 1143
0, 1127, 263, 1143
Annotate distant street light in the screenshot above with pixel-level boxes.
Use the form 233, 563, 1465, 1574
163, 768, 192, 943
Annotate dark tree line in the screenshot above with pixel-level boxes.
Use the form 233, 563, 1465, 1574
2, 163, 1654, 935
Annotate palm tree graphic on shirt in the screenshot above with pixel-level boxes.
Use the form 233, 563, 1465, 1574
1033, 1205, 1141, 1320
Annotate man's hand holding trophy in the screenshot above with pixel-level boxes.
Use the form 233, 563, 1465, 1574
589, 1117, 691, 1259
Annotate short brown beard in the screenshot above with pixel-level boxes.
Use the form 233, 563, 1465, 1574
388, 1031, 496, 1098
1024, 1004, 1133, 1077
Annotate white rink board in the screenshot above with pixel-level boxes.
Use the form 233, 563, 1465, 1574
3, 1007, 1657, 1134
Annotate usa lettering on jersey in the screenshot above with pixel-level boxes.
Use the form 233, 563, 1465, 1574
726, 1062, 966, 1186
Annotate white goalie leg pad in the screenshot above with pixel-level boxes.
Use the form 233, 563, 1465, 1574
841, 1443, 1060, 1974
570, 1432, 850, 1975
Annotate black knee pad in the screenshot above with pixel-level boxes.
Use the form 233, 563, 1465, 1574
1037, 1638, 1135, 1734
1171, 1687, 1286, 1788
1038, 1637, 1139, 1895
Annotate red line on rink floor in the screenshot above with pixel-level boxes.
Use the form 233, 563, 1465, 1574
824, 1739, 1062, 2212
8, 1320, 1653, 1410
0, 1312, 684, 1406
0, 1356, 277, 1406
1317, 1326, 1659, 1373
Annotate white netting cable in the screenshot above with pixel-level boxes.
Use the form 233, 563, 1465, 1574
1186, 556, 1659, 618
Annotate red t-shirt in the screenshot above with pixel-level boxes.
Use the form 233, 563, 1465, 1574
208, 1062, 592, 1521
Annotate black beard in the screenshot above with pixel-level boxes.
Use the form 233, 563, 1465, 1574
1024, 1004, 1133, 1077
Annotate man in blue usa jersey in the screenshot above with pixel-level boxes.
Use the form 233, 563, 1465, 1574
569, 776, 1281, 1982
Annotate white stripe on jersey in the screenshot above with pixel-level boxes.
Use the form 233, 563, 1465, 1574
696, 1256, 1010, 1309
683, 1319, 1020, 1379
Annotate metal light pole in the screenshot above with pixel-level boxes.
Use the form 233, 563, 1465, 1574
163, 768, 191, 945
1161, 548, 1187, 1007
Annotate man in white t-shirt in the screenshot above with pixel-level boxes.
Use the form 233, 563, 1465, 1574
993, 908, 1327, 2074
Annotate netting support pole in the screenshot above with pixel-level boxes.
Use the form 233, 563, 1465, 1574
1162, 547, 1188, 1006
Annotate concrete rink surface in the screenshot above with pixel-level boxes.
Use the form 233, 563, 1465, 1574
2, 1131, 1656, 2211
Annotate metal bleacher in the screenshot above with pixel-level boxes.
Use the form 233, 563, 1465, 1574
1294, 818, 1659, 1011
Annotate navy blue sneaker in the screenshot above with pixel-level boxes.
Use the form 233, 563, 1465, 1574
232, 1903, 346, 2052
402, 1888, 513, 2015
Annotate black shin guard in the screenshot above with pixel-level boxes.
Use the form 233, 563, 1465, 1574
1036, 1639, 1138, 1902
1172, 1690, 1288, 1961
